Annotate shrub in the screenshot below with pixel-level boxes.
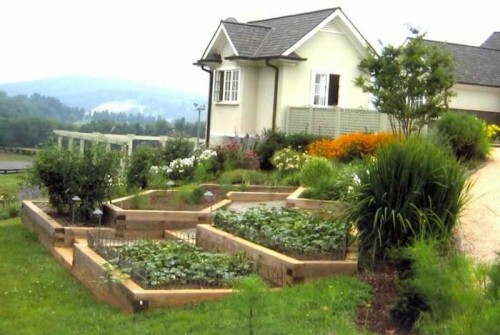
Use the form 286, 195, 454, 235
215, 141, 260, 171
126, 145, 161, 189
255, 130, 321, 170
350, 138, 468, 265
32, 144, 121, 220
300, 162, 362, 201
271, 147, 309, 174
487, 124, 500, 141
219, 169, 276, 186
307, 132, 395, 161
300, 157, 335, 189
436, 113, 490, 160
162, 137, 194, 164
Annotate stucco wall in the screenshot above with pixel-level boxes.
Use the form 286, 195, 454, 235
210, 42, 242, 140
277, 19, 371, 129
255, 66, 275, 134
450, 84, 500, 113
240, 65, 258, 135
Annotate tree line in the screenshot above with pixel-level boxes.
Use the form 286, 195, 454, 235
0, 92, 206, 148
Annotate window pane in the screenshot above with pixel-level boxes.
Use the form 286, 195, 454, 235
328, 74, 340, 106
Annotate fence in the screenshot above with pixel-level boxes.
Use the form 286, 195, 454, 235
285, 106, 392, 137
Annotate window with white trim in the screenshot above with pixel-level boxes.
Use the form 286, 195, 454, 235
312, 72, 340, 106
214, 69, 239, 103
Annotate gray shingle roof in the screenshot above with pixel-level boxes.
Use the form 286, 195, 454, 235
248, 8, 338, 57
423, 40, 500, 88
481, 32, 500, 50
202, 8, 339, 61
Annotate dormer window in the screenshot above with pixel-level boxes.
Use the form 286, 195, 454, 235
214, 69, 240, 103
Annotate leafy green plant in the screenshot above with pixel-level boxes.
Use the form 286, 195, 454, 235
32, 144, 121, 220
350, 138, 468, 266
255, 130, 321, 170
129, 193, 150, 209
218, 169, 277, 186
214, 206, 348, 258
271, 147, 309, 174
436, 112, 491, 161
300, 157, 335, 188
110, 240, 254, 288
126, 145, 161, 189
301, 161, 362, 201
234, 275, 269, 335
162, 137, 194, 164
397, 240, 500, 335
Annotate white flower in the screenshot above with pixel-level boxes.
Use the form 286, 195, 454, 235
353, 174, 361, 185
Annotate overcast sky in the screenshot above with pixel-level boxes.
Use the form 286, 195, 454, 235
0, 0, 498, 95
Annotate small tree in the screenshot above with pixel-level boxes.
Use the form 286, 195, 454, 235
355, 30, 455, 137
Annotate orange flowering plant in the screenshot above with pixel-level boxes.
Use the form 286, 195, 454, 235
307, 132, 396, 161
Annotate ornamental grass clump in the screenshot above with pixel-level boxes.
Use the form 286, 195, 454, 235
307, 132, 395, 161
350, 138, 468, 266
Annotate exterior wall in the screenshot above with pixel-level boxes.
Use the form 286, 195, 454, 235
277, 19, 371, 129
209, 42, 242, 142
255, 66, 275, 133
450, 84, 500, 113
240, 65, 258, 134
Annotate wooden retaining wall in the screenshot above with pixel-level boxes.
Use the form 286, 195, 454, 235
286, 187, 349, 213
196, 224, 357, 286
22, 201, 115, 247
104, 195, 231, 237
72, 242, 233, 312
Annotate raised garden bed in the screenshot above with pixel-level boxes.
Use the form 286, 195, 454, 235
104, 184, 296, 237
286, 186, 349, 214
199, 205, 357, 286
197, 224, 357, 287
72, 239, 234, 312
22, 200, 115, 247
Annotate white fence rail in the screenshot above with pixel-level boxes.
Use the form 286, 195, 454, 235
285, 106, 392, 138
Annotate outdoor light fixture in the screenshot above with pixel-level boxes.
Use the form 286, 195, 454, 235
71, 195, 81, 225
193, 103, 206, 149
93, 207, 103, 241
166, 180, 175, 190
203, 190, 215, 223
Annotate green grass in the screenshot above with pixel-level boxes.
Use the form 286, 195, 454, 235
0, 218, 374, 335
0, 173, 28, 196
0, 153, 34, 162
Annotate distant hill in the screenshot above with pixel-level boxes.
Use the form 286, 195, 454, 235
0, 76, 207, 121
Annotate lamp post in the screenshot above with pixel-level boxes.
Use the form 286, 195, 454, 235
71, 196, 81, 225
203, 190, 214, 224
93, 208, 103, 242
166, 179, 175, 191
193, 103, 206, 149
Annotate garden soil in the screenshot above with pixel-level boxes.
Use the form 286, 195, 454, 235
458, 147, 500, 263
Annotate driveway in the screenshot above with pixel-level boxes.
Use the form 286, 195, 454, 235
458, 148, 500, 263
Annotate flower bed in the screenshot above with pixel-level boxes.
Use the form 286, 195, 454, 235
100, 239, 254, 289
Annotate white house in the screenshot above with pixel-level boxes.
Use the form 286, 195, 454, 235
195, 8, 375, 145
424, 32, 500, 124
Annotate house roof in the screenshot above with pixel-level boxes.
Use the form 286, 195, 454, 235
198, 7, 371, 63
423, 39, 500, 88
481, 32, 500, 50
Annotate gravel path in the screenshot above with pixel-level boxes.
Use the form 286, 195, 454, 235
458, 148, 500, 263
0, 161, 32, 169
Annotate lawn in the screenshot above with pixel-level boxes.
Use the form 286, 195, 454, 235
0, 218, 374, 335
0, 153, 34, 162
0, 173, 28, 196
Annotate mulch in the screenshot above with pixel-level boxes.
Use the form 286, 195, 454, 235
356, 266, 415, 335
